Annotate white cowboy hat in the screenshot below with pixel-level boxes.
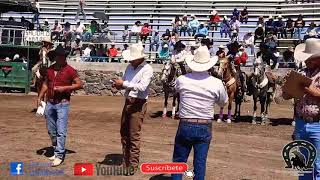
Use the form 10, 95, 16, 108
294, 38, 320, 64
258, 24, 263, 27
277, 15, 282, 19
269, 15, 273, 19
183, 46, 218, 72
42, 37, 53, 45
190, 14, 195, 17
122, 43, 146, 61
5, 57, 10, 61
224, 16, 228, 19
239, 46, 245, 50
111, 42, 115, 45
13, 54, 19, 60
183, 14, 187, 17
219, 45, 225, 49
211, 10, 217, 15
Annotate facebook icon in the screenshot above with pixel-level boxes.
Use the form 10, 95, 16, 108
10, 162, 23, 176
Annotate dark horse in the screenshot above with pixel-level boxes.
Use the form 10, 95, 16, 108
247, 57, 273, 125
161, 61, 181, 118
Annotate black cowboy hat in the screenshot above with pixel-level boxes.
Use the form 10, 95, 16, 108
174, 40, 186, 50
48, 44, 69, 60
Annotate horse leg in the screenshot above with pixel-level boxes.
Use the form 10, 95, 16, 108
217, 107, 224, 123
237, 101, 241, 121
163, 91, 168, 118
260, 94, 267, 125
234, 101, 238, 121
252, 95, 257, 125
172, 95, 177, 119
227, 100, 232, 124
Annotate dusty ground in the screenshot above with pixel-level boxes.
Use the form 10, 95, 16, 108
0, 95, 298, 180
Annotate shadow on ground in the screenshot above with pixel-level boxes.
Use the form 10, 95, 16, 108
98, 153, 123, 165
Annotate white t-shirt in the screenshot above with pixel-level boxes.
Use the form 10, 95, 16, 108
131, 25, 142, 33
75, 24, 85, 34
175, 72, 228, 119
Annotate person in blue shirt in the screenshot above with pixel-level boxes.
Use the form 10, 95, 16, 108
220, 16, 231, 38
150, 30, 161, 51
274, 15, 286, 39
232, 8, 240, 20
194, 22, 208, 40
265, 16, 275, 36
188, 14, 200, 36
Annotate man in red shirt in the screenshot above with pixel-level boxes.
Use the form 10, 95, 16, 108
38, 45, 83, 166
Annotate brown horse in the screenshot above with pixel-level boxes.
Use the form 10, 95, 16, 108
217, 57, 237, 123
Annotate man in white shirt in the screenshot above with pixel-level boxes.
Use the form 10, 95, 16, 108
74, 21, 85, 35
128, 21, 142, 43
112, 43, 153, 175
243, 30, 255, 55
172, 46, 228, 180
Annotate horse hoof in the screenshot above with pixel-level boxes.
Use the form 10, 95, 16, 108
292, 121, 296, 127
252, 120, 257, 125
217, 119, 222, 123
227, 119, 232, 124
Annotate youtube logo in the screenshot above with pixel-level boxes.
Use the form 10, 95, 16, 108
74, 163, 94, 176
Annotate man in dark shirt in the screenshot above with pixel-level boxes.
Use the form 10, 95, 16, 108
38, 45, 83, 166
240, 7, 248, 24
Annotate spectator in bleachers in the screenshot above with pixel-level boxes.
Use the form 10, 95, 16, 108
122, 25, 129, 42
172, 16, 182, 34
285, 17, 295, 38
232, 8, 240, 20
128, 21, 142, 43
194, 22, 208, 40
123, 44, 129, 51
140, 23, 152, 43
254, 24, 264, 44
243, 31, 255, 55
74, 21, 85, 37
294, 14, 305, 43
257, 16, 264, 27
209, 10, 220, 31
240, 7, 249, 24
151, 30, 160, 51
231, 30, 239, 43
257, 43, 278, 69
82, 24, 92, 42
230, 16, 240, 33
188, 14, 200, 36
265, 31, 278, 50
32, 0, 40, 30
169, 35, 177, 52
304, 22, 319, 41
63, 22, 73, 50
265, 16, 275, 36
75, 0, 86, 21
274, 15, 286, 39
220, 16, 231, 38
282, 46, 294, 67
51, 20, 62, 41
162, 29, 172, 41
42, 19, 50, 32
70, 35, 83, 56
99, 22, 113, 42
235, 46, 248, 66
107, 42, 118, 60
180, 14, 189, 36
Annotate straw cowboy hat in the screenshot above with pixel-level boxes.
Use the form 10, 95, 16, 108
42, 37, 53, 45
122, 43, 146, 61
294, 38, 320, 64
183, 46, 218, 72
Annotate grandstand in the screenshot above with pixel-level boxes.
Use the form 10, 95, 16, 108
1, 0, 320, 64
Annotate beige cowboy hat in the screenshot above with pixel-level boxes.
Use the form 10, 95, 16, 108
268, 15, 273, 19
122, 43, 146, 61
294, 38, 320, 64
277, 15, 282, 19
183, 46, 218, 72
42, 37, 53, 45
218, 45, 225, 49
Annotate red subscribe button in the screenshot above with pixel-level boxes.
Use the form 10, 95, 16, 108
140, 163, 188, 174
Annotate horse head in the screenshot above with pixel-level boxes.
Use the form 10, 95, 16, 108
218, 56, 234, 80
253, 56, 266, 77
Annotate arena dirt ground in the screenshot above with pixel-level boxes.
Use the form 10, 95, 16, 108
0, 95, 298, 180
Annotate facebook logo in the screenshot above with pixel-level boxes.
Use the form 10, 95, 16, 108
10, 162, 23, 176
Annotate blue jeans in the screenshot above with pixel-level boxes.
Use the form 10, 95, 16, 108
295, 118, 320, 180
172, 122, 212, 180
44, 102, 70, 160
33, 13, 40, 30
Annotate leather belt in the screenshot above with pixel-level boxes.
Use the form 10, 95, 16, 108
180, 118, 212, 124
126, 97, 147, 105
48, 99, 69, 104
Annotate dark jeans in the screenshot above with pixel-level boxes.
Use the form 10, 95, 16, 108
51, 31, 61, 41
180, 26, 189, 36
172, 121, 212, 180
286, 28, 294, 38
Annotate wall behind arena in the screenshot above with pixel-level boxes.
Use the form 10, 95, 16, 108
69, 61, 292, 104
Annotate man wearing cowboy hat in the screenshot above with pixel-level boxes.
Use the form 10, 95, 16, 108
304, 21, 320, 41
283, 38, 320, 180
112, 43, 153, 175
172, 46, 228, 180
31, 37, 54, 87
37, 44, 83, 166
274, 15, 285, 39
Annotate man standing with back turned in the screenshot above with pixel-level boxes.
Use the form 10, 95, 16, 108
38, 45, 83, 166
112, 43, 153, 175
172, 46, 228, 180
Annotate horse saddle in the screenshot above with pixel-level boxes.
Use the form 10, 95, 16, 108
226, 77, 236, 87
257, 77, 269, 89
